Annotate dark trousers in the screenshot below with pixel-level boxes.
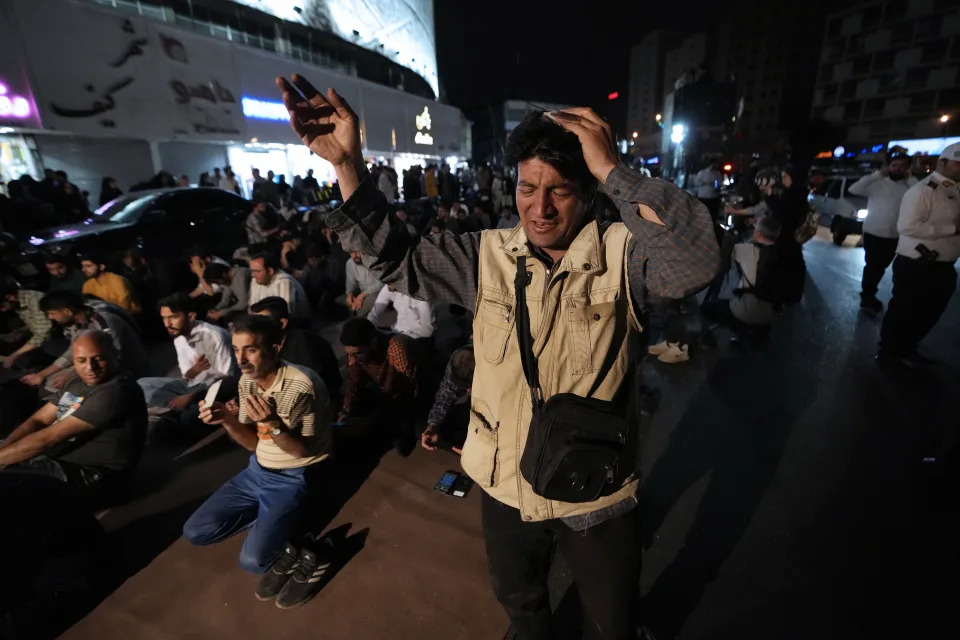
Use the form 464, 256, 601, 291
861, 233, 899, 298
701, 299, 765, 335
699, 197, 720, 221
481, 492, 640, 640
880, 255, 958, 357
1, 456, 111, 497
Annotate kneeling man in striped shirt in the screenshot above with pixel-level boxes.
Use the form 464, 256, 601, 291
183, 314, 333, 608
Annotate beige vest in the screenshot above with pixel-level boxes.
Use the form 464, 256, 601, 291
461, 220, 642, 521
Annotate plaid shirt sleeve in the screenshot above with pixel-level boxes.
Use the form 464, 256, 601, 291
384, 336, 418, 400
600, 165, 721, 305
427, 357, 462, 426
325, 174, 482, 313
18, 290, 52, 348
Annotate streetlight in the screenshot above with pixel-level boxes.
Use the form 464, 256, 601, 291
632, 131, 638, 138
655, 113, 662, 122
671, 124, 686, 144
940, 114, 950, 124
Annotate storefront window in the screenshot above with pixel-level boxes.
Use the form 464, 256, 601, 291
0, 135, 40, 194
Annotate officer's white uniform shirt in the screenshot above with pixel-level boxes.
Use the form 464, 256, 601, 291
896, 171, 960, 262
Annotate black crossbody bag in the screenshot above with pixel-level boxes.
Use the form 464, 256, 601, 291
514, 256, 646, 503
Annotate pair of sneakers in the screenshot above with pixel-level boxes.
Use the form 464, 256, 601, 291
648, 340, 690, 363
255, 537, 335, 608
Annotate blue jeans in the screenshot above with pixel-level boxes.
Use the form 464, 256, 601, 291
138, 377, 193, 407
182, 455, 314, 573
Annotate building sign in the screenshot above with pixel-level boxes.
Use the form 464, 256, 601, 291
242, 96, 288, 121
414, 106, 433, 145
0, 82, 32, 120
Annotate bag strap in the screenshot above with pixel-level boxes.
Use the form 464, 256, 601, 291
514, 256, 543, 410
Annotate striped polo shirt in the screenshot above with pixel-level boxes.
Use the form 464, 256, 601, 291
238, 361, 331, 470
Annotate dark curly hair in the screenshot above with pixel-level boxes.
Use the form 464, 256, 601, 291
504, 111, 595, 195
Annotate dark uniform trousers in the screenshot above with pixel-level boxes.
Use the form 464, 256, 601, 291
880, 254, 958, 356
860, 233, 900, 298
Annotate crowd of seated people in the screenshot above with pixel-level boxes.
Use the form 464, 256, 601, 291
0, 161, 517, 615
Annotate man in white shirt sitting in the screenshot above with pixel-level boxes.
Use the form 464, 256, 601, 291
248, 253, 310, 322
697, 214, 783, 347
366, 284, 437, 341
138, 293, 237, 426
879, 143, 960, 366
848, 152, 916, 312
344, 251, 384, 318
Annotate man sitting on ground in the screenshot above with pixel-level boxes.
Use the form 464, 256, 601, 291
338, 318, 419, 454
421, 345, 474, 454
182, 314, 332, 609
138, 293, 236, 424
1, 283, 54, 371
496, 205, 520, 230
21, 291, 149, 389
344, 251, 383, 317
0, 330, 147, 501
44, 254, 86, 294
202, 262, 250, 324
299, 243, 344, 317
366, 284, 437, 341
79, 252, 141, 314
246, 200, 281, 245
698, 214, 783, 346
248, 252, 310, 321
187, 249, 230, 299
250, 296, 342, 410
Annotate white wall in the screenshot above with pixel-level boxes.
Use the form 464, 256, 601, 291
2, 0, 462, 155
157, 142, 230, 185
35, 136, 154, 201
232, 0, 439, 97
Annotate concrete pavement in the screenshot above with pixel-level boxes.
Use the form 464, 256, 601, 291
50, 232, 960, 640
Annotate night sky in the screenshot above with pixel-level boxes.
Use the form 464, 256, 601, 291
434, 0, 716, 128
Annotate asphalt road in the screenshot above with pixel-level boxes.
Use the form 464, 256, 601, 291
547, 232, 960, 640
39, 231, 960, 640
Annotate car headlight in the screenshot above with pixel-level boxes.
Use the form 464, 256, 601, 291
856, 209, 868, 220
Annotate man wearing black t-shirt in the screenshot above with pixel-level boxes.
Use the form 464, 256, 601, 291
0, 330, 147, 499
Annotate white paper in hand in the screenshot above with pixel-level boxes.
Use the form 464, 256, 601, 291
202, 380, 223, 408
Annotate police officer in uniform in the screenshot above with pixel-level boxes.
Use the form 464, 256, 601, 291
879, 142, 960, 365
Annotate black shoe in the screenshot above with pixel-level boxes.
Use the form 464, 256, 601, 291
901, 351, 939, 367
275, 539, 335, 609
876, 350, 937, 368
393, 433, 417, 457
698, 332, 717, 351
860, 295, 883, 313
255, 543, 300, 601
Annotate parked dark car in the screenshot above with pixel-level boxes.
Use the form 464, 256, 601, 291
7, 188, 251, 293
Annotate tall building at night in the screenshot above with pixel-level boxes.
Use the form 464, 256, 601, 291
810, 0, 960, 145
0, 0, 465, 197
627, 31, 705, 156
627, 31, 669, 146
712, 0, 830, 157
231, 0, 438, 98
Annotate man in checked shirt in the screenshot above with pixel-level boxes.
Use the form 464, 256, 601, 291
278, 74, 719, 639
